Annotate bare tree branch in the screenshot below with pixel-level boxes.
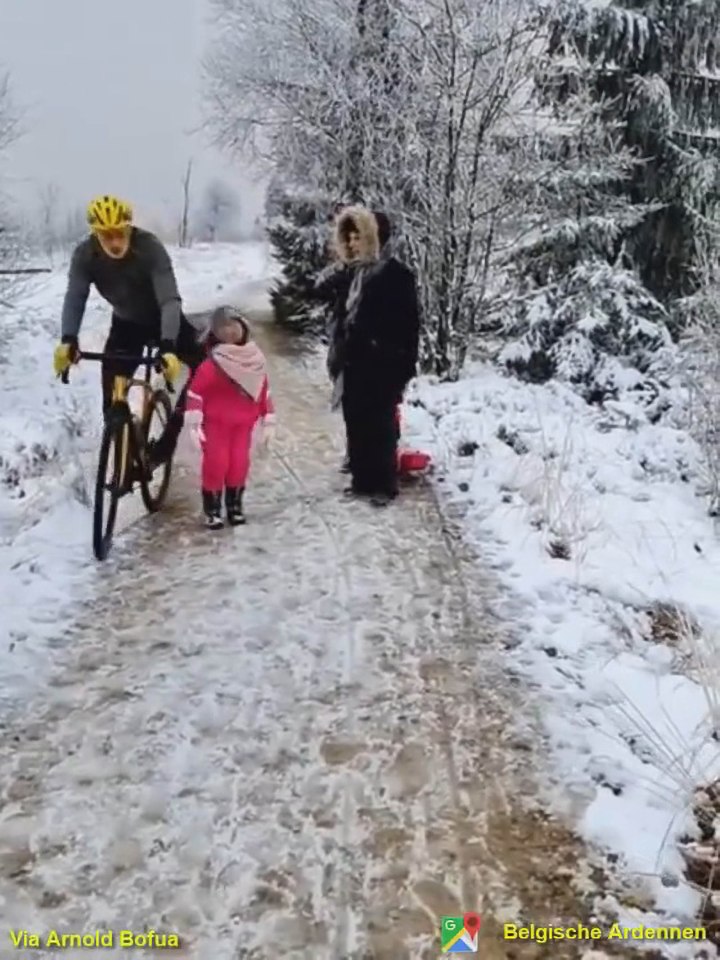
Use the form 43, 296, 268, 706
179, 159, 193, 247
0, 70, 27, 305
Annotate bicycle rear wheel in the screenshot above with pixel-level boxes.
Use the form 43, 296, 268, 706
93, 418, 128, 560
140, 389, 173, 512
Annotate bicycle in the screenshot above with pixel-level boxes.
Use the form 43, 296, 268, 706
62, 347, 175, 560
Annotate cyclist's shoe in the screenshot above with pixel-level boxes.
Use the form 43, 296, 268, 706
202, 490, 224, 529
225, 487, 246, 526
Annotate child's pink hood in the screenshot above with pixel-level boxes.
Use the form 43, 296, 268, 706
211, 342, 267, 401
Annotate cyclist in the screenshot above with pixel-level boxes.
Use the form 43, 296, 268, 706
53, 194, 204, 467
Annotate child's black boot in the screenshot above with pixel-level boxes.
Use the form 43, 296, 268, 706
202, 490, 224, 529
225, 486, 246, 526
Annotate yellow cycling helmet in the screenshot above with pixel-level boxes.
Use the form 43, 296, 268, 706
86, 194, 133, 231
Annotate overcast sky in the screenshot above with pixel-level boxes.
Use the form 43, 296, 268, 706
0, 0, 266, 234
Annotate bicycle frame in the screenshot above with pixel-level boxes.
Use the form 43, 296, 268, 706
63, 349, 172, 488
112, 368, 164, 488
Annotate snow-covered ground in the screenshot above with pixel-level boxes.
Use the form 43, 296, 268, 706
0, 242, 271, 711
406, 362, 720, 945
4, 236, 717, 952
0, 248, 587, 960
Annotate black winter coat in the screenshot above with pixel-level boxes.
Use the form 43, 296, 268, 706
314, 263, 355, 380
344, 257, 420, 400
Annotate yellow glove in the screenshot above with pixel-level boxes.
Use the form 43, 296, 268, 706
53, 341, 77, 377
160, 352, 182, 385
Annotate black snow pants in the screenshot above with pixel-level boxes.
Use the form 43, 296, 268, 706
342, 376, 398, 496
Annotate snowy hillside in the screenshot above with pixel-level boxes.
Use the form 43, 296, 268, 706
0, 242, 271, 711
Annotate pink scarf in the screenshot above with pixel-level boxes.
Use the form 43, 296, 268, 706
211, 342, 267, 401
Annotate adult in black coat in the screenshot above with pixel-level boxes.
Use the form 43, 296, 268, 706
314, 203, 357, 471
337, 205, 421, 506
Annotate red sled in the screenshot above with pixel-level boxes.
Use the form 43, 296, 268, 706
395, 405, 432, 477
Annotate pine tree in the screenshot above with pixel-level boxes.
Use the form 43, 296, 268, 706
495, 85, 676, 410
265, 181, 335, 333
541, 0, 720, 301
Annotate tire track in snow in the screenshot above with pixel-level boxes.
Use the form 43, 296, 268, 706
264, 334, 507, 955
269, 445, 357, 956
272, 336, 498, 945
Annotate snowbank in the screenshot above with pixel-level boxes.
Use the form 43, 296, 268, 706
406, 363, 720, 947
0, 242, 271, 711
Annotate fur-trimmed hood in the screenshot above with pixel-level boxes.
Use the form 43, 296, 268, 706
333, 205, 380, 263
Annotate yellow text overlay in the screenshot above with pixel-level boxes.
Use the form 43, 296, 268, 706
9, 929, 180, 949
503, 923, 706, 944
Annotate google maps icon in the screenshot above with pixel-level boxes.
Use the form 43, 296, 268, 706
441, 913, 481, 952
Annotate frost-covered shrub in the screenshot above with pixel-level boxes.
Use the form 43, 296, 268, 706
500, 261, 675, 414
672, 259, 720, 512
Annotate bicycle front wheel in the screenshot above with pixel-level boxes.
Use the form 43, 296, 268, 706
93, 419, 128, 560
140, 389, 173, 512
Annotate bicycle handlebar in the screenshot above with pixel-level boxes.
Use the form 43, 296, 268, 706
60, 350, 175, 393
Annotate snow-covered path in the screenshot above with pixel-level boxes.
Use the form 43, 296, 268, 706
0, 312, 604, 959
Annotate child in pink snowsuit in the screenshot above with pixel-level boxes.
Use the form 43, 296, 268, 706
185, 306, 275, 528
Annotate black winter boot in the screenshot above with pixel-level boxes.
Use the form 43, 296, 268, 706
225, 486, 246, 526
370, 491, 398, 508
202, 490, 224, 529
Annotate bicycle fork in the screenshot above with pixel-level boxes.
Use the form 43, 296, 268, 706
131, 415, 150, 477
106, 409, 141, 493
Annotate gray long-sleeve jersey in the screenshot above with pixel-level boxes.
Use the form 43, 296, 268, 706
60, 227, 182, 344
